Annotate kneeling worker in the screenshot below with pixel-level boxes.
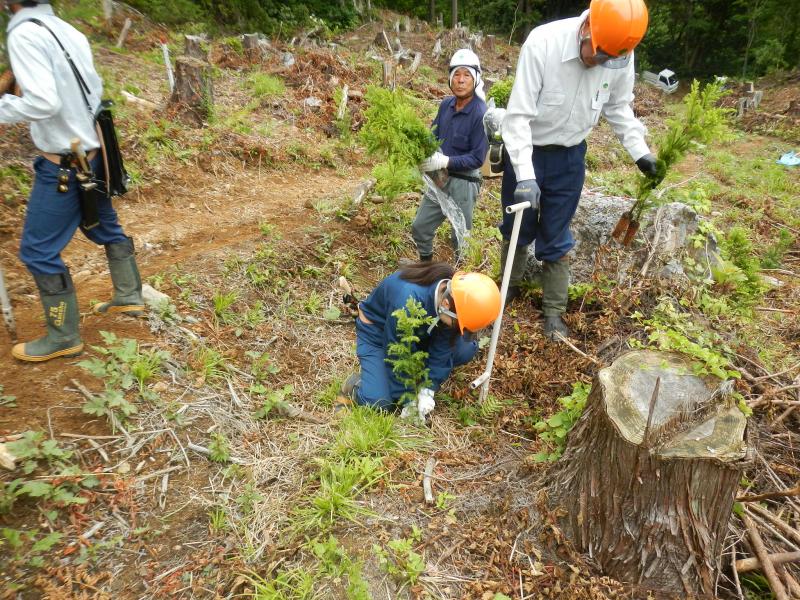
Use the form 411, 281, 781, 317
337, 262, 501, 419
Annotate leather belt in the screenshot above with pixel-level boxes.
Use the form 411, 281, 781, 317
42, 149, 99, 165
533, 141, 586, 152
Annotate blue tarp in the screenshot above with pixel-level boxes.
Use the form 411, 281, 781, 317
777, 151, 800, 166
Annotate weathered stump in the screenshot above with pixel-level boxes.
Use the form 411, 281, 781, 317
168, 57, 213, 125
184, 35, 208, 61
549, 350, 749, 597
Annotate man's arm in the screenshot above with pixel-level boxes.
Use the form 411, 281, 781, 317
502, 35, 546, 181
0, 26, 62, 124
601, 61, 650, 162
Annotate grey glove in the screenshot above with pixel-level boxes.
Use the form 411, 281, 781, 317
514, 179, 541, 212
635, 153, 664, 184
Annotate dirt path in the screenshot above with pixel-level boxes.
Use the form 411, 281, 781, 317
0, 164, 367, 435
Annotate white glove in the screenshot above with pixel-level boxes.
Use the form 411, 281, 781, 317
420, 151, 449, 172
400, 388, 436, 423
417, 388, 435, 419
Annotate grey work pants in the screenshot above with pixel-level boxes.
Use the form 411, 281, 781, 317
411, 174, 480, 257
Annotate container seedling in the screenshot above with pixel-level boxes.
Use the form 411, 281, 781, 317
612, 80, 730, 246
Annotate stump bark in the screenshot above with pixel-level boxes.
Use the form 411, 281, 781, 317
549, 350, 750, 597
168, 57, 213, 125
184, 35, 208, 62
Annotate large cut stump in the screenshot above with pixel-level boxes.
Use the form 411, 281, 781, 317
549, 350, 750, 597
168, 57, 213, 125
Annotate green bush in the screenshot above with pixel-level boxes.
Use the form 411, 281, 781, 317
486, 76, 514, 108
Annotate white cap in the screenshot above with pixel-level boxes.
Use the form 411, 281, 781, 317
449, 49, 485, 100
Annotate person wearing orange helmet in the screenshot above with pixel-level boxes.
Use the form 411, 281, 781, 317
499, 0, 661, 340
336, 261, 501, 419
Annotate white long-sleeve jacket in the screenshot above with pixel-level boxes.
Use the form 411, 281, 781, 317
503, 10, 650, 182
0, 4, 102, 154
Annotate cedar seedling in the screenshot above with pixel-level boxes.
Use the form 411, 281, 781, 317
612, 80, 731, 246
385, 298, 434, 409
360, 86, 439, 199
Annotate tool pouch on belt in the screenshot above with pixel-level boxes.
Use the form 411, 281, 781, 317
488, 142, 505, 174
76, 173, 101, 230
26, 18, 131, 198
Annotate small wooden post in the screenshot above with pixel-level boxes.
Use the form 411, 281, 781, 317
382, 60, 397, 91
102, 0, 113, 26
116, 18, 132, 49
161, 40, 175, 93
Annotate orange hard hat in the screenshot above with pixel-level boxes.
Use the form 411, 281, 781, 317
448, 272, 501, 334
589, 0, 649, 66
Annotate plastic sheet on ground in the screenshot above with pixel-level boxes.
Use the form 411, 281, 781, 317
777, 150, 800, 166
422, 173, 469, 259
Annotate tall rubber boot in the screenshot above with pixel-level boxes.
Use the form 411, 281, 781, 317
12, 271, 83, 362
334, 373, 360, 413
500, 240, 529, 304
541, 258, 570, 341
93, 237, 145, 316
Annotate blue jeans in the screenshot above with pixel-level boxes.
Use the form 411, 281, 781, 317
499, 142, 586, 262
355, 318, 477, 411
19, 156, 128, 275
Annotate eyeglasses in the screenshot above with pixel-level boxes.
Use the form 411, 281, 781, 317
579, 33, 632, 69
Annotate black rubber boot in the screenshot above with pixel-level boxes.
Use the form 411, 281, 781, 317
418, 254, 433, 263
12, 271, 83, 362
541, 258, 571, 341
94, 237, 145, 316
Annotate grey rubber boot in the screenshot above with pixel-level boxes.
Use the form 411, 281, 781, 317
94, 237, 145, 316
541, 258, 571, 341
334, 373, 361, 413
12, 271, 83, 362
500, 240, 529, 304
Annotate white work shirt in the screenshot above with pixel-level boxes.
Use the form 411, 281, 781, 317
0, 4, 102, 154
503, 10, 650, 182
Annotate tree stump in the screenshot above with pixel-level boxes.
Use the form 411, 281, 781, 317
184, 35, 208, 62
485, 34, 496, 53
549, 350, 750, 597
168, 57, 213, 125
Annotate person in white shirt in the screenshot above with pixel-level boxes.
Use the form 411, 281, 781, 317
500, 0, 661, 340
0, 0, 144, 362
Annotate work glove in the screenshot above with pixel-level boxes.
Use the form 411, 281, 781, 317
635, 153, 664, 184
513, 179, 541, 212
400, 388, 436, 423
420, 151, 449, 172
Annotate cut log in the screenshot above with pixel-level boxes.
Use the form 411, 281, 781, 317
168, 57, 214, 125
485, 34, 496, 53
548, 350, 749, 597
184, 35, 208, 61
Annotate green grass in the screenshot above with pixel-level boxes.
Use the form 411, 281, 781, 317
331, 406, 428, 460
246, 72, 286, 99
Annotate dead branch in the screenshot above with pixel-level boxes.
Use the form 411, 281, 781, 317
747, 504, 800, 547
738, 484, 800, 503
423, 456, 436, 504
735, 551, 800, 573
743, 513, 789, 600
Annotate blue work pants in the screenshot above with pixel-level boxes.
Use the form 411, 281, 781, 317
19, 156, 128, 275
354, 318, 477, 411
499, 142, 586, 262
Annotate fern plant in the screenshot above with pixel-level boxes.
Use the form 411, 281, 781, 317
385, 298, 435, 409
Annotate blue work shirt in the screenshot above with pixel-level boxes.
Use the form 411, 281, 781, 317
359, 271, 476, 391
432, 95, 488, 173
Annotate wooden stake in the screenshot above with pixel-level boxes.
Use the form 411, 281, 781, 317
423, 456, 436, 504
116, 18, 132, 49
